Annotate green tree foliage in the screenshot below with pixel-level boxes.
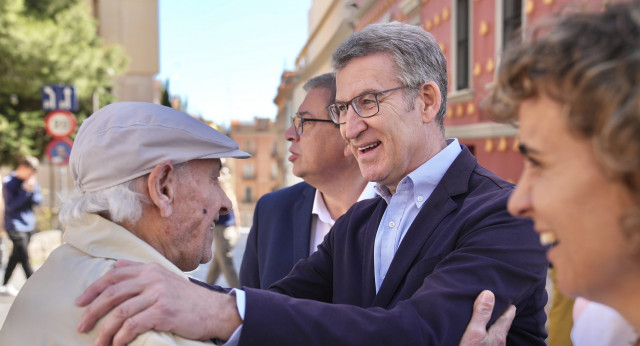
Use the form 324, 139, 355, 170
0, 0, 128, 167
160, 80, 172, 108
159, 79, 188, 112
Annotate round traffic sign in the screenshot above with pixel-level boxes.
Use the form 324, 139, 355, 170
45, 138, 73, 166
45, 110, 76, 138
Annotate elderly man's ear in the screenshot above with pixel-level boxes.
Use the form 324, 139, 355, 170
147, 161, 176, 217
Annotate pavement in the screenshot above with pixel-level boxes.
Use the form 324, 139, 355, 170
0, 228, 249, 330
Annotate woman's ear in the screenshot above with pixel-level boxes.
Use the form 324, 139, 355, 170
148, 161, 175, 218
419, 81, 442, 124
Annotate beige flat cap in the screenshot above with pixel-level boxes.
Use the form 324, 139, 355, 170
70, 102, 250, 193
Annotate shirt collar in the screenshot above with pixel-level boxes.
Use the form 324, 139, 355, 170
312, 181, 379, 225
375, 138, 462, 206
312, 189, 335, 226
358, 181, 378, 200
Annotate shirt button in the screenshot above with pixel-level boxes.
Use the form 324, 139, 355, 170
389, 221, 395, 228
417, 196, 424, 202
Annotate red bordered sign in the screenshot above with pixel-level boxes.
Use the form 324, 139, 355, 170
45, 138, 73, 166
45, 110, 76, 138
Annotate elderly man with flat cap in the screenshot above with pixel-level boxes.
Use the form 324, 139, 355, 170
0, 102, 249, 345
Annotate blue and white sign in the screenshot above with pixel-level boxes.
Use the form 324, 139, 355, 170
41, 84, 78, 111
45, 138, 73, 166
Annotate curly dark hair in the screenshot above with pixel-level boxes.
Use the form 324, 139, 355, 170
483, 1, 640, 244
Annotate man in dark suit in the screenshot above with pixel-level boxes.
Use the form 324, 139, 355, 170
76, 22, 548, 345
240, 73, 374, 289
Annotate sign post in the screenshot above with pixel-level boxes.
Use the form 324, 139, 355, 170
42, 84, 77, 230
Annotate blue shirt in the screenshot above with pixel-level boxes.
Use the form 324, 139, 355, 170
2, 172, 42, 232
218, 210, 235, 227
373, 139, 461, 291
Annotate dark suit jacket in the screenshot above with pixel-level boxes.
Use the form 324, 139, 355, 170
239, 182, 316, 289
238, 146, 548, 345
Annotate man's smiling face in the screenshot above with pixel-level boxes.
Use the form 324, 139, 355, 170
336, 53, 430, 193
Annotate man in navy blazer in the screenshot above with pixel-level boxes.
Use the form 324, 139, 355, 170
239, 182, 316, 288
240, 73, 374, 289
77, 22, 547, 345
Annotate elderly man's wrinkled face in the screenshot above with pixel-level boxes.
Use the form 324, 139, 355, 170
167, 159, 232, 271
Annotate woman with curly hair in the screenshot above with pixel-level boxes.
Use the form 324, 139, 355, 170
482, 0, 640, 341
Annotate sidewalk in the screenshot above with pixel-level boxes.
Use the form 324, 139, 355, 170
0, 230, 62, 328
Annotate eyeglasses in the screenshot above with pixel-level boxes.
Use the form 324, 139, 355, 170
327, 85, 409, 124
291, 115, 335, 135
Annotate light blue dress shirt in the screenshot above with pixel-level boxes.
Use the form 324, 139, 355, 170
373, 139, 461, 291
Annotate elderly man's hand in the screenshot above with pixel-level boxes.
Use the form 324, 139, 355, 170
75, 260, 241, 346
459, 290, 515, 346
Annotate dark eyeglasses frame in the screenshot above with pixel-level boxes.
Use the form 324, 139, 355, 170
291, 115, 335, 135
327, 85, 409, 124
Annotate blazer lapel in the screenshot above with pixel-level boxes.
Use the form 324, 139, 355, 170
371, 148, 476, 307
362, 200, 388, 306
371, 190, 458, 307
291, 184, 315, 264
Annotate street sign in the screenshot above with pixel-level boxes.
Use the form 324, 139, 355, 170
45, 138, 73, 166
45, 110, 77, 138
41, 84, 78, 111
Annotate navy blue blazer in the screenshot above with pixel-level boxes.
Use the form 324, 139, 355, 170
239, 182, 316, 289
238, 147, 548, 345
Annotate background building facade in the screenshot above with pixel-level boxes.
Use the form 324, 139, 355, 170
275, 0, 605, 186
88, 0, 159, 105
229, 118, 280, 227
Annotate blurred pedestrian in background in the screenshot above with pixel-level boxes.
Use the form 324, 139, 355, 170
206, 208, 240, 287
1, 156, 41, 296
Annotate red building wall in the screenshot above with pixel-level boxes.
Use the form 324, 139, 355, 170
353, 0, 604, 183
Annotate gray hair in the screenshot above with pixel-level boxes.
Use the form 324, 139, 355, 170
332, 22, 448, 133
58, 162, 185, 226
303, 72, 337, 104
58, 177, 149, 226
